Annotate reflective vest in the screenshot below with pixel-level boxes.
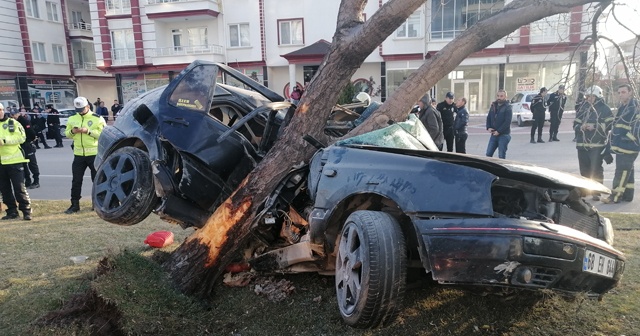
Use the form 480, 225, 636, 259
0, 117, 28, 165
610, 98, 640, 154
574, 99, 613, 149
65, 112, 106, 156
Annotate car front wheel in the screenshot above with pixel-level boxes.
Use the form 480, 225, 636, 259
335, 210, 406, 329
92, 147, 158, 226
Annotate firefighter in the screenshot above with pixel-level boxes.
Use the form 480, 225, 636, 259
0, 103, 32, 220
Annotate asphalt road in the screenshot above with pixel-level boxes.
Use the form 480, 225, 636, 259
27, 116, 638, 214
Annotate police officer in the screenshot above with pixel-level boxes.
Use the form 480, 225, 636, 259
547, 85, 567, 141
530, 87, 548, 143
436, 92, 457, 152
603, 84, 639, 203
573, 85, 613, 200
0, 103, 32, 220
11, 109, 40, 189
64, 96, 106, 214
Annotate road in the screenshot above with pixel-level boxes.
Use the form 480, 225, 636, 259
28, 116, 638, 214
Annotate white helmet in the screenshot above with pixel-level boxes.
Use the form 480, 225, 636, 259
584, 85, 603, 99
354, 92, 371, 107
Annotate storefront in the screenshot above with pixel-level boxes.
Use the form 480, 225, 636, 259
26, 78, 78, 111
120, 73, 171, 104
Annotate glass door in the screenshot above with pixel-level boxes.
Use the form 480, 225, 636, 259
452, 80, 482, 113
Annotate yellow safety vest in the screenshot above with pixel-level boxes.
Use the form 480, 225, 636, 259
65, 112, 106, 156
0, 118, 28, 165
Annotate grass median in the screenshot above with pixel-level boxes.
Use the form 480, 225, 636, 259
0, 201, 638, 335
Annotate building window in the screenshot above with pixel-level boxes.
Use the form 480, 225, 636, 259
45, 1, 59, 22
32, 42, 46, 62
52, 44, 64, 63
111, 29, 135, 63
106, 0, 131, 15
396, 11, 421, 38
172, 29, 183, 51
530, 13, 571, 44
26, 0, 39, 18
229, 23, 250, 47
188, 27, 208, 48
278, 19, 303, 45
430, 0, 504, 40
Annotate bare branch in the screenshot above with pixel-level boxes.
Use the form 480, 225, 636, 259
598, 34, 638, 93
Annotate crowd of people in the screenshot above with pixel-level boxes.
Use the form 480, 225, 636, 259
0, 96, 108, 220
411, 83, 638, 205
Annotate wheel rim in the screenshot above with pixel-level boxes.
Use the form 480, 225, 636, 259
336, 222, 364, 315
94, 152, 138, 211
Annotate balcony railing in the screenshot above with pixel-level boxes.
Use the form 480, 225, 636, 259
111, 48, 136, 65
68, 22, 92, 31
73, 62, 97, 70
152, 44, 224, 57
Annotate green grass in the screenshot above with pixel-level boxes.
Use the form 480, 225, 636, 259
1, 202, 639, 335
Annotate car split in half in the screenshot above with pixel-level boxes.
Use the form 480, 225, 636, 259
93, 61, 625, 329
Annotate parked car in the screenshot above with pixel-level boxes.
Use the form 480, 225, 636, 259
92, 60, 294, 227
57, 108, 75, 136
510, 91, 550, 126
94, 61, 624, 329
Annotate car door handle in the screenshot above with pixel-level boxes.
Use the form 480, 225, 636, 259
163, 118, 189, 127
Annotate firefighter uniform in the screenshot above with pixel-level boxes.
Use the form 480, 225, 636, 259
65, 97, 106, 214
606, 97, 640, 203
573, 95, 613, 187
0, 109, 32, 220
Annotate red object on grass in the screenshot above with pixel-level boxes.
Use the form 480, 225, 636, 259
144, 231, 174, 248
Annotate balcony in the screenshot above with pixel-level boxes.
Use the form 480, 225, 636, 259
148, 44, 225, 65
72, 62, 112, 77
68, 22, 93, 39
111, 48, 137, 66
145, 0, 220, 21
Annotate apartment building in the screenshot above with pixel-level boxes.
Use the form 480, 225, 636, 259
0, 0, 113, 111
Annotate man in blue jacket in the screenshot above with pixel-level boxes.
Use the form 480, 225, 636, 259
486, 89, 513, 159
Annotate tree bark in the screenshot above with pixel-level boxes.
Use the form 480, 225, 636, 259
166, 0, 612, 297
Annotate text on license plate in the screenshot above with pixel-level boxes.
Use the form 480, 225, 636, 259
583, 250, 616, 278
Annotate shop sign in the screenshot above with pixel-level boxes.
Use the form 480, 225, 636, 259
516, 77, 536, 92
0, 80, 19, 108
27, 78, 77, 110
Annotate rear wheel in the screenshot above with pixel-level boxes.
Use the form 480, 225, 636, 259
335, 210, 406, 328
92, 147, 158, 225
517, 115, 524, 127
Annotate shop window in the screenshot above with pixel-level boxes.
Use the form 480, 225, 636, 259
278, 19, 303, 45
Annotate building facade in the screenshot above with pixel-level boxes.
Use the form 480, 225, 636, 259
0, 0, 114, 112
84, 0, 593, 112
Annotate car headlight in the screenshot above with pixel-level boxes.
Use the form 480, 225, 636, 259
599, 217, 614, 245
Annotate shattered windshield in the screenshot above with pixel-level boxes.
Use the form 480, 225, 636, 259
335, 114, 439, 151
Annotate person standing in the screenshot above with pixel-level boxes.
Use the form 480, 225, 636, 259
290, 85, 303, 106
486, 89, 513, 159
46, 106, 64, 148
96, 101, 109, 123
436, 92, 456, 152
453, 97, 469, 154
417, 94, 444, 150
64, 96, 106, 214
31, 108, 49, 149
111, 100, 122, 119
33, 107, 52, 149
11, 109, 40, 189
0, 103, 32, 220
573, 85, 613, 200
547, 85, 567, 141
603, 84, 639, 203
530, 87, 548, 143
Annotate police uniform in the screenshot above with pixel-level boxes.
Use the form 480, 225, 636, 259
65, 97, 106, 214
0, 111, 32, 220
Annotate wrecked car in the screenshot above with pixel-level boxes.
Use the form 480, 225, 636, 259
93, 60, 624, 329
92, 61, 293, 226
245, 116, 624, 328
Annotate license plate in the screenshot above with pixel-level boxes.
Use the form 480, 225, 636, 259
583, 249, 616, 278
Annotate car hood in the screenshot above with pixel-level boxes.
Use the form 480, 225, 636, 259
335, 116, 609, 194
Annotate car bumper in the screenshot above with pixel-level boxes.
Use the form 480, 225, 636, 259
414, 218, 625, 296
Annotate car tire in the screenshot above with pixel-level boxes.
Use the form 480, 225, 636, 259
92, 147, 157, 226
335, 210, 406, 329
59, 125, 65, 138
517, 115, 524, 127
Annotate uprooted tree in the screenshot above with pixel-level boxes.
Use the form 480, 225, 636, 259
165, 0, 616, 297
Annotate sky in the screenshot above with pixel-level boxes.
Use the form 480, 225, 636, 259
598, 0, 640, 43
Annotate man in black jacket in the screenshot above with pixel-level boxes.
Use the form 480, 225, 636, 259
530, 87, 548, 143
12, 110, 40, 189
46, 106, 64, 147
436, 92, 457, 152
548, 85, 567, 141
486, 89, 513, 159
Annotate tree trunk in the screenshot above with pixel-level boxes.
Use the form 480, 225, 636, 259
166, 0, 611, 297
